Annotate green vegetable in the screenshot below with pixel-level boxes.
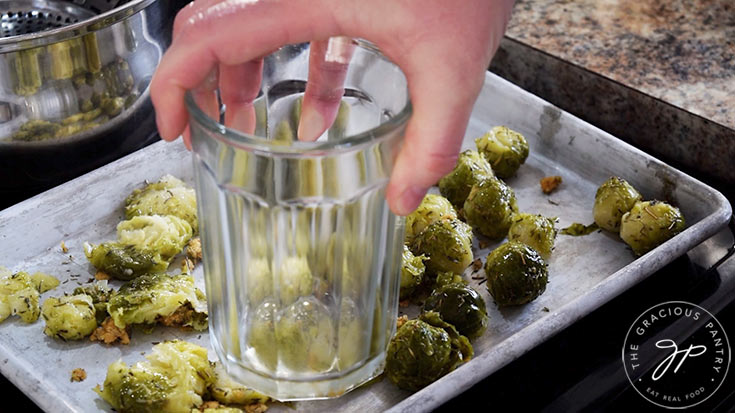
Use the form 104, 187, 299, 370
484, 241, 548, 306
107, 272, 207, 330
560, 222, 599, 236
475, 126, 529, 178
248, 299, 278, 370
275, 297, 335, 372
246, 258, 272, 305
423, 282, 487, 340
30, 272, 59, 293
593, 177, 642, 232
507, 213, 558, 259
404, 194, 457, 244
463, 177, 518, 240
385, 311, 472, 391
41, 294, 97, 340
0, 271, 41, 323
84, 242, 168, 281
125, 175, 198, 233
117, 215, 193, 261
400, 245, 427, 299
438, 150, 494, 209
411, 218, 474, 275
73, 280, 113, 324
95, 340, 215, 413
337, 298, 366, 370
620, 200, 686, 256
209, 361, 269, 405
276, 256, 314, 305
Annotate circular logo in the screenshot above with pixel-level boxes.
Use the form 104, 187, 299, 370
622, 301, 731, 409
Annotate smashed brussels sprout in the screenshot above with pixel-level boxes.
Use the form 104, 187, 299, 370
74, 280, 113, 324
277, 256, 314, 305
484, 241, 548, 306
85, 241, 168, 280
400, 245, 427, 299
620, 200, 686, 256
438, 150, 494, 209
507, 213, 558, 259
386, 311, 472, 391
248, 299, 278, 370
117, 215, 193, 261
275, 297, 335, 371
411, 218, 474, 275
41, 294, 97, 340
95, 340, 215, 413
30, 272, 59, 293
593, 176, 642, 233
463, 177, 519, 240
404, 194, 457, 244
107, 272, 208, 330
209, 362, 269, 405
423, 283, 488, 340
475, 126, 529, 178
0, 271, 40, 323
125, 174, 198, 232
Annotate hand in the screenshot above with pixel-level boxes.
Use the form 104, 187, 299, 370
150, 0, 514, 215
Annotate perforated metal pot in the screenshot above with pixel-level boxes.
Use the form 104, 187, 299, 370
0, 0, 187, 204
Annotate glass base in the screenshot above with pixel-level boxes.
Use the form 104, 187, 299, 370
218, 351, 386, 401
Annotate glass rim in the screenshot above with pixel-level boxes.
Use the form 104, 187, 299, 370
185, 40, 412, 156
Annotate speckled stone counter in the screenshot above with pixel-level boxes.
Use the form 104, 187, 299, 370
490, 0, 735, 183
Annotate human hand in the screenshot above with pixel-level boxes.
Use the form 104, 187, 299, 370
150, 0, 514, 215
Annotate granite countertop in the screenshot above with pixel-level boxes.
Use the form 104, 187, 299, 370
491, 0, 735, 185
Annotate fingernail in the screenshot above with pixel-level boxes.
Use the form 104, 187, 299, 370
297, 109, 324, 142
395, 185, 426, 216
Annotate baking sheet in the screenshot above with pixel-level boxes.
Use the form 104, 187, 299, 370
0, 72, 730, 413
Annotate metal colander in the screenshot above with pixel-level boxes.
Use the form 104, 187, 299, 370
1, 0, 129, 38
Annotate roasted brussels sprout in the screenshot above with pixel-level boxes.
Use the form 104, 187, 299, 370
275, 297, 335, 372
484, 241, 548, 306
84, 242, 168, 281
423, 283, 488, 340
593, 176, 642, 233
246, 258, 272, 305
277, 256, 314, 305
400, 245, 427, 299
475, 126, 529, 178
117, 215, 193, 261
74, 280, 113, 324
507, 213, 558, 259
385, 311, 472, 391
107, 272, 208, 330
125, 175, 198, 233
30, 272, 59, 293
405, 194, 457, 244
248, 299, 278, 370
411, 218, 474, 275
95, 340, 215, 413
620, 200, 686, 256
438, 150, 494, 209
337, 298, 365, 370
463, 177, 518, 240
560, 222, 599, 236
209, 362, 269, 405
41, 294, 97, 340
0, 271, 40, 323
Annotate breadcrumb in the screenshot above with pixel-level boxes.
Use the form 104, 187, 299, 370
94, 271, 110, 281
61, 241, 69, 253
90, 317, 130, 345
70, 368, 86, 382
471, 258, 482, 271
182, 257, 196, 273
540, 176, 562, 194
157, 303, 195, 328
187, 237, 202, 263
200, 401, 221, 410
398, 299, 410, 308
396, 315, 409, 330
244, 403, 269, 413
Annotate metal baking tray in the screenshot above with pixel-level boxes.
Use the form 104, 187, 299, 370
0, 72, 730, 412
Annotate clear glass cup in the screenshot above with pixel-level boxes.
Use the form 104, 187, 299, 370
187, 40, 411, 400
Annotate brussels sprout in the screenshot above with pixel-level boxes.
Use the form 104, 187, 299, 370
0, 271, 41, 323
594, 177, 643, 233
507, 213, 558, 259
246, 258, 272, 305
277, 256, 313, 305
620, 200, 686, 256
463, 177, 518, 240
400, 245, 427, 299
435, 271, 466, 288
117, 215, 193, 261
95, 340, 215, 413
404, 194, 457, 244
248, 299, 278, 370
125, 175, 198, 233
74, 280, 113, 324
30, 272, 59, 293
275, 297, 335, 372
423, 283, 488, 340
209, 362, 269, 405
107, 272, 208, 330
438, 150, 494, 209
337, 298, 365, 370
475, 126, 529, 178
385, 311, 472, 391
484, 241, 548, 306
84, 241, 168, 281
560, 222, 599, 236
41, 294, 97, 340
411, 218, 474, 275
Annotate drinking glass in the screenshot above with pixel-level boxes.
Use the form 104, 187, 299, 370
187, 40, 410, 400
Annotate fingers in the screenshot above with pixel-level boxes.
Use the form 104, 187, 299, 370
219, 60, 263, 135
298, 37, 355, 141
